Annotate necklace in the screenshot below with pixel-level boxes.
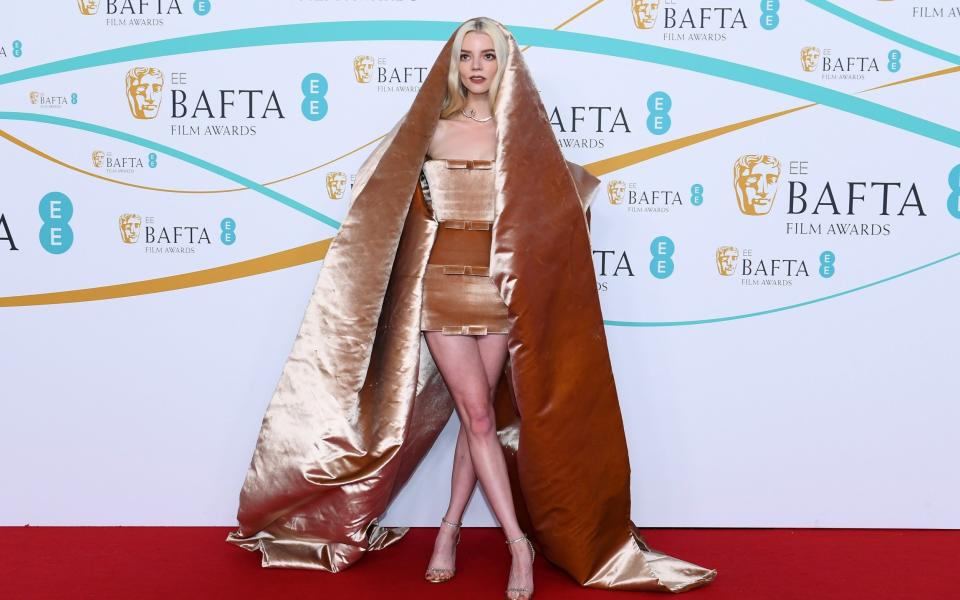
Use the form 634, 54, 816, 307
460, 108, 493, 123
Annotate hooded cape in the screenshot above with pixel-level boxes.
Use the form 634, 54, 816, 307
226, 17, 717, 593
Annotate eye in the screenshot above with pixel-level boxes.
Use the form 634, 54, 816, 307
460, 53, 470, 61
484, 53, 496, 60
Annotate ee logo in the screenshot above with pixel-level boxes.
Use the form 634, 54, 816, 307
819, 250, 836, 278
301, 73, 329, 121
646, 91, 671, 135
887, 49, 902, 73
220, 217, 236, 245
760, 0, 780, 30
690, 183, 704, 206
947, 164, 960, 219
39, 192, 74, 254
649, 235, 675, 279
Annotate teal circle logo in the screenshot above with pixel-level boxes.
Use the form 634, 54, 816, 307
220, 217, 236, 245
38, 191, 74, 254
193, 0, 212, 16
819, 250, 836, 278
690, 183, 704, 206
301, 73, 329, 121
947, 164, 960, 219
760, 0, 780, 30
12, 40, 22, 58
887, 49, 902, 72
646, 91, 671, 135
649, 235, 675, 279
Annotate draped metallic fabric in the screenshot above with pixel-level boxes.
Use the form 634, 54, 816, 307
226, 17, 717, 593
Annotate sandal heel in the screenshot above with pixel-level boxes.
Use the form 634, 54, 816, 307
424, 517, 462, 584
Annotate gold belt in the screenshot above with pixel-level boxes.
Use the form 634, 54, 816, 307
442, 325, 489, 335
426, 264, 490, 276
444, 159, 493, 170
439, 219, 491, 231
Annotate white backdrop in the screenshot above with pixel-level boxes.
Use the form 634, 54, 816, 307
1, 0, 958, 528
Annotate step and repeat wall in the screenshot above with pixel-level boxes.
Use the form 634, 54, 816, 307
1, 1, 958, 527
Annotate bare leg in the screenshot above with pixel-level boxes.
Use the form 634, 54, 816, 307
424, 423, 475, 577
424, 332, 533, 595
425, 333, 508, 572
446, 424, 477, 524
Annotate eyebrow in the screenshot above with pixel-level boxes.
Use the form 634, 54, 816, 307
461, 48, 496, 53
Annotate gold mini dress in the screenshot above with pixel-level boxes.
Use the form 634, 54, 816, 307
419, 158, 510, 335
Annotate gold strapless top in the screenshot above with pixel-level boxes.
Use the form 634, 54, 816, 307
419, 158, 508, 335
420, 158, 496, 222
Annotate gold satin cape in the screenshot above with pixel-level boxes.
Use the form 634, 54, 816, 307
226, 18, 717, 593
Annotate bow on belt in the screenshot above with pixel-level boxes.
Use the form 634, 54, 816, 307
425, 264, 489, 276
442, 325, 489, 335
427, 264, 490, 276
444, 158, 494, 170
440, 219, 492, 231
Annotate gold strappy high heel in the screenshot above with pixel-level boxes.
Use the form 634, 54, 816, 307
424, 517, 462, 583
504, 532, 536, 600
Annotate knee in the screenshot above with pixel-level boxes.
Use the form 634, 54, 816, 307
455, 392, 495, 437
465, 409, 494, 437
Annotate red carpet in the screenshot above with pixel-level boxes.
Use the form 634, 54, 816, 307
1, 527, 957, 599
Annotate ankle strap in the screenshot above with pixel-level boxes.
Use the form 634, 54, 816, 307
441, 517, 462, 528
505, 533, 528, 545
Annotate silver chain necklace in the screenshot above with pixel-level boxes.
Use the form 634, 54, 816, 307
460, 108, 493, 123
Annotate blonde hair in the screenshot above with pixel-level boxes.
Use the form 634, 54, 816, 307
439, 18, 509, 119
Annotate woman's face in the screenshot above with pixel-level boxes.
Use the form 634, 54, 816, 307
458, 31, 498, 95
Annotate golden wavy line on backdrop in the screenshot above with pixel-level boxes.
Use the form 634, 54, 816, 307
2, 7, 957, 306
586, 64, 960, 176
862, 64, 960, 92
0, 6, 596, 196
0, 240, 331, 307
3, 65, 957, 307
2, 62, 956, 195
0, 0, 607, 307
0, 128, 384, 194
0, 3, 596, 196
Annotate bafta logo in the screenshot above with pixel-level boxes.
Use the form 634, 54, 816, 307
125, 67, 164, 120
631, 0, 660, 29
716, 246, 739, 276
29, 91, 39, 104
801, 46, 821, 72
607, 180, 626, 205
119, 213, 142, 244
77, 0, 101, 15
353, 55, 374, 83
326, 171, 347, 200
92, 150, 105, 168
733, 154, 781, 216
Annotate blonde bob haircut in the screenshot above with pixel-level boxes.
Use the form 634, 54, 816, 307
439, 18, 509, 119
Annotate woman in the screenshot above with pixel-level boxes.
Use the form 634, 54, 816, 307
418, 18, 536, 599
226, 17, 717, 597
